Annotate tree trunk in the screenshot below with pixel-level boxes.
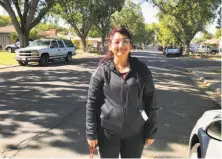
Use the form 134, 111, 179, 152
101, 33, 106, 54
184, 40, 190, 54
18, 30, 30, 48
81, 37, 87, 53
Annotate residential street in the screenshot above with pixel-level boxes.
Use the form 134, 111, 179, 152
0, 50, 220, 158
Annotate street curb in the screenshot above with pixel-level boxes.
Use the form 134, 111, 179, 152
0, 64, 19, 70
185, 68, 221, 107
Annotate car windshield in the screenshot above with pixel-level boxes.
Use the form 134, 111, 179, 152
29, 40, 50, 47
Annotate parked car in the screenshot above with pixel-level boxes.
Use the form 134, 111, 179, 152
15, 39, 76, 66
136, 46, 143, 50
158, 45, 163, 51
188, 109, 221, 158
165, 48, 180, 57
195, 45, 219, 55
5, 41, 32, 53
5, 41, 20, 53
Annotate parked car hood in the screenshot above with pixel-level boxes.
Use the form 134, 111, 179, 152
17, 46, 48, 51
194, 109, 221, 131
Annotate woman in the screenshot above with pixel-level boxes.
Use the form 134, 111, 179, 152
86, 26, 158, 158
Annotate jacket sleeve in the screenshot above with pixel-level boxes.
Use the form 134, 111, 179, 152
143, 68, 158, 139
86, 65, 104, 140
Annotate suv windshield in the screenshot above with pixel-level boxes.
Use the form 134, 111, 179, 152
29, 40, 50, 47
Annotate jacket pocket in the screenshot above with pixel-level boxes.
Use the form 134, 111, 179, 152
126, 106, 145, 134
100, 105, 123, 135
100, 104, 113, 119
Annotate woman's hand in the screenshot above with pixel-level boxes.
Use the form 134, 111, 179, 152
87, 139, 98, 148
145, 139, 155, 146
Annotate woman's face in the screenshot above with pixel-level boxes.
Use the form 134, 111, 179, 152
110, 32, 132, 58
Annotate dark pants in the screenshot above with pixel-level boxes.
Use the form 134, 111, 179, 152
98, 129, 145, 158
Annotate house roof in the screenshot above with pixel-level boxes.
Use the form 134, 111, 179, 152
202, 38, 219, 45
0, 25, 16, 33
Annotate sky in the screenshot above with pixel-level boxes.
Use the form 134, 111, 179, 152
140, 1, 217, 34
0, 2, 217, 34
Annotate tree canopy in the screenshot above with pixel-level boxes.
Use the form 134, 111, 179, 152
148, 0, 221, 52
0, 15, 11, 27
112, 0, 146, 45
0, 0, 57, 47
53, 0, 94, 52
91, 0, 125, 52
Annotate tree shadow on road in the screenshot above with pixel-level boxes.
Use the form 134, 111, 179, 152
0, 52, 219, 158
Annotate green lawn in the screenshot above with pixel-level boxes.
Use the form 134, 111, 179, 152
0, 51, 18, 65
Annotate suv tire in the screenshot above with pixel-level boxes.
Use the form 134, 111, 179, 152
18, 61, 28, 66
65, 52, 72, 62
39, 54, 49, 66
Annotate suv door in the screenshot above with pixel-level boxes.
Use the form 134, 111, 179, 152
57, 40, 66, 57
50, 40, 60, 58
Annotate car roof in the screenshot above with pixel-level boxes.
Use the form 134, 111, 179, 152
33, 39, 68, 42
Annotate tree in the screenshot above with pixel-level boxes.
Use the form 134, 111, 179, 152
201, 31, 213, 41
148, 0, 221, 53
88, 25, 101, 38
0, 0, 57, 48
143, 24, 155, 46
35, 23, 68, 35
29, 29, 40, 40
216, 4, 221, 28
0, 15, 11, 27
91, 0, 125, 52
35, 23, 57, 31
53, 0, 94, 52
214, 28, 222, 39
153, 22, 178, 46
112, 0, 146, 46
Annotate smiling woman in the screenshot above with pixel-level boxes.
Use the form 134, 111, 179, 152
86, 26, 158, 158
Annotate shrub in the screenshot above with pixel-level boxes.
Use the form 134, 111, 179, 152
72, 40, 80, 49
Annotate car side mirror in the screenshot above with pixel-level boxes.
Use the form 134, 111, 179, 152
206, 120, 221, 141
50, 45, 54, 48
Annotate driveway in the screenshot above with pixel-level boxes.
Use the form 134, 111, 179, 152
0, 51, 219, 158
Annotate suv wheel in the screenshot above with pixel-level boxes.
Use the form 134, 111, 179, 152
65, 53, 72, 62
18, 61, 28, 66
189, 143, 201, 158
39, 54, 49, 66
6, 47, 12, 53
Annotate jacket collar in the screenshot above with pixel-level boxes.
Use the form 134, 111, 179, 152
108, 55, 134, 71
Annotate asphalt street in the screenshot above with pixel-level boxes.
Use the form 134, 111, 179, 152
0, 50, 220, 158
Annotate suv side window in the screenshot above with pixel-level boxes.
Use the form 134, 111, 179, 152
63, 40, 74, 48
58, 40, 65, 48
51, 40, 58, 48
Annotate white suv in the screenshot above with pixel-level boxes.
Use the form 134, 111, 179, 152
15, 39, 76, 66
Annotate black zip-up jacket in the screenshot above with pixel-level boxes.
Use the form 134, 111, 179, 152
86, 57, 158, 140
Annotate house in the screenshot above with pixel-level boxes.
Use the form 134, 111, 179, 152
0, 25, 16, 49
38, 28, 57, 38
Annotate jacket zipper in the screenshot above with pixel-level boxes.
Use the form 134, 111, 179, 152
121, 80, 127, 138
113, 69, 131, 138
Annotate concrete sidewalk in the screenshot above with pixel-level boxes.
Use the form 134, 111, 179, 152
0, 64, 19, 69
187, 66, 221, 106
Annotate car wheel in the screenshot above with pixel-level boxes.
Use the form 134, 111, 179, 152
6, 47, 12, 53
65, 52, 72, 62
18, 61, 28, 66
189, 143, 201, 158
39, 54, 49, 66
211, 51, 216, 55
